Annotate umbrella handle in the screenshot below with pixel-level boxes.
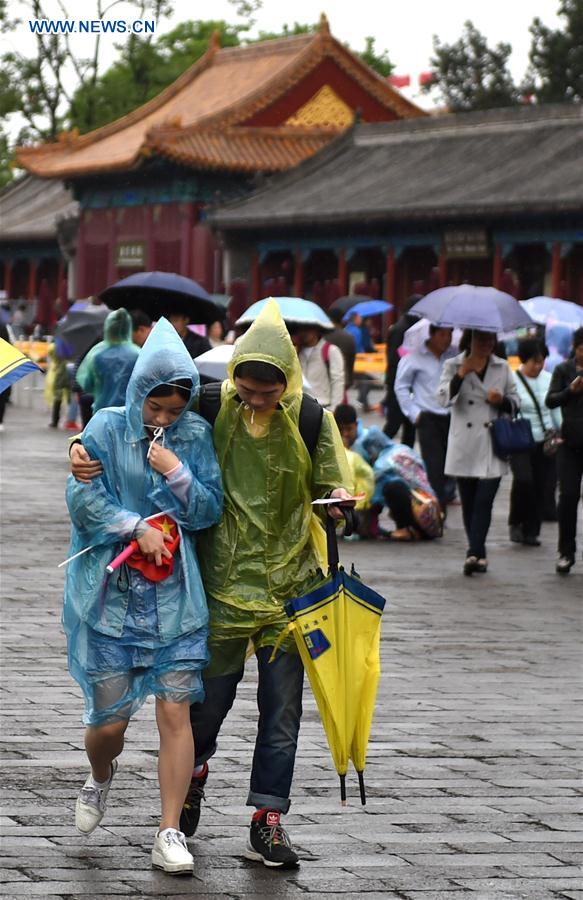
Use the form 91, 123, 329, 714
326, 507, 356, 574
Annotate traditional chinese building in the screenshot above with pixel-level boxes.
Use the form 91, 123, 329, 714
210, 104, 583, 313
13, 17, 423, 312
0, 175, 77, 313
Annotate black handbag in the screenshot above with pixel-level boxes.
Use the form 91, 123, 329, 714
490, 413, 535, 460
515, 371, 560, 457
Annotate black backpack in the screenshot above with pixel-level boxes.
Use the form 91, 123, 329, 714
198, 381, 323, 457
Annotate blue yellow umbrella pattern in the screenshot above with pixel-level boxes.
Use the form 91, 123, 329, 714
0, 338, 41, 395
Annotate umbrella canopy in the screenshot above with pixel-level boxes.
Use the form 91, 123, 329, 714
342, 300, 392, 321
401, 317, 462, 355
54, 307, 109, 359
236, 297, 333, 330
281, 514, 386, 804
521, 296, 583, 330
410, 285, 533, 333
100, 271, 221, 325
0, 337, 41, 395
329, 295, 372, 315
194, 344, 234, 381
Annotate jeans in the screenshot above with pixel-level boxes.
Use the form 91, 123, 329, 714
457, 477, 501, 559
416, 412, 450, 511
189, 646, 304, 813
556, 444, 583, 560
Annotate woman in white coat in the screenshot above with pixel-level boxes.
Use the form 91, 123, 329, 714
438, 330, 520, 575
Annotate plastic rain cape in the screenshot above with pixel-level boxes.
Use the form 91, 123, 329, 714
64, 317, 223, 644
198, 299, 351, 619
76, 308, 139, 411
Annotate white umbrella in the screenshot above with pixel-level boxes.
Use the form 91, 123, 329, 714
194, 343, 312, 389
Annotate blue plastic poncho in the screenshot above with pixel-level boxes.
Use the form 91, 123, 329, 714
64, 317, 224, 650
354, 427, 435, 506
76, 308, 139, 412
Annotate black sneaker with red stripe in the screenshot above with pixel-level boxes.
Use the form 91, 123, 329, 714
245, 808, 299, 868
179, 763, 208, 837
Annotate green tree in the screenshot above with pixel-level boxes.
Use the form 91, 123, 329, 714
359, 36, 394, 78
69, 20, 243, 133
423, 20, 520, 111
526, 0, 583, 102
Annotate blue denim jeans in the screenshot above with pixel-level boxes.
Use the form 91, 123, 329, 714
189, 646, 304, 813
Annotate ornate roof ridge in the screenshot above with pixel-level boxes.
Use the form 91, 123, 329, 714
215, 32, 317, 60
17, 41, 219, 161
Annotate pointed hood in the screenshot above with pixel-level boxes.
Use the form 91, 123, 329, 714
124, 317, 200, 441
103, 307, 133, 345
227, 298, 302, 399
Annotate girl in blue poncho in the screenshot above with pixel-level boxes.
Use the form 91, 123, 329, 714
63, 318, 223, 875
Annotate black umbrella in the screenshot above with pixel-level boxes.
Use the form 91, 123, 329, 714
329, 295, 368, 315
54, 307, 109, 359
100, 272, 222, 325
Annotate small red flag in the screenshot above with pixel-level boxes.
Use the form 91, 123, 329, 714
126, 515, 181, 582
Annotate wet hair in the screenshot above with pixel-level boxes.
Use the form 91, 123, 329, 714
334, 403, 358, 426
518, 338, 546, 364
429, 324, 452, 336
233, 361, 286, 385
147, 378, 192, 401
573, 327, 583, 349
130, 309, 152, 329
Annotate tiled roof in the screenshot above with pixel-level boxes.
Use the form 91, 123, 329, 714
16, 22, 423, 179
0, 175, 78, 240
210, 104, 583, 228
145, 125, 334, 172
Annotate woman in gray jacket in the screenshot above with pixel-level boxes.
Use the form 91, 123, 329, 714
438, 330, 519, 575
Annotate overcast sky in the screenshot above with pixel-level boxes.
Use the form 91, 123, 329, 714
2, 0, 563, 124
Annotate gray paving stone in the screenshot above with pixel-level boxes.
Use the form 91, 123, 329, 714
1, 402, 582, 898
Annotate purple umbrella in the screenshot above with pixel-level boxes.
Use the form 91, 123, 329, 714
410, 285, 533, 334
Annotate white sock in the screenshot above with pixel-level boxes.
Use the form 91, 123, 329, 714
89, 765, 113, 789
192, 764, 205, 776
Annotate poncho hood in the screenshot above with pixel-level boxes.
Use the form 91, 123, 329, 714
103, 308, 133, 344
125, 317, 200, 441
227, 299, 302, 400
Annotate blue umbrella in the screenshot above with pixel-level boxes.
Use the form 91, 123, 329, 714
342, 300, 392, 321
236, 297, 334, 330
521, 296, 583, 330
100, 271, 221, 325
410, 285, 533, 333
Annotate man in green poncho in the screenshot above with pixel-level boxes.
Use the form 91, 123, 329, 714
71, 301, 353, 868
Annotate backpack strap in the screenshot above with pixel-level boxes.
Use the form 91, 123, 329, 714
298, 393, 324, 457
198, 381, 222, 426
321, 340, 331, 374
199, 382, 323, 456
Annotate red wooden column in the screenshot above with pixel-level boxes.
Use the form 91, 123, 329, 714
27, 258, 38, 300
551, 242, 562, 298
293, 248, 304, 298
384, 246, 396, 302
3, 260, 13, 298
337, 247, 348, 295
438, 245, 447, 287
251, 251, 261, 301
75, 216, 87, 297
492, 243, 503, 289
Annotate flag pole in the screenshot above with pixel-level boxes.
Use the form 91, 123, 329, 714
57, 510, 174, 568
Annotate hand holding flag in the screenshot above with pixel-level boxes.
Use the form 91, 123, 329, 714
106, 515, 180, 582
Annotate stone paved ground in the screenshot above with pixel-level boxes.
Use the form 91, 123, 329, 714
1, 399, 582, 900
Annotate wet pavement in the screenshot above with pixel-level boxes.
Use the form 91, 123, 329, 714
1, 400, 582, 899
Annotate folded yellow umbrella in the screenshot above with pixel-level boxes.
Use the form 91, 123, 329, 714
281, 513, 386, 804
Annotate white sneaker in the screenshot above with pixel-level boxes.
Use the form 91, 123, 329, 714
75, 759, 118, 834
152, 828, 194, 875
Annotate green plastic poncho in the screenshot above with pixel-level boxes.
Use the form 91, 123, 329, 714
76, 308, 139, 412
199, 301, 351, 636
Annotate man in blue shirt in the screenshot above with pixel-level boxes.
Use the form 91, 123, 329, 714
394, 325, 455, 512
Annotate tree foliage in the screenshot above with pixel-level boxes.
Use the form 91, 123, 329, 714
526, 0, 583, 102
423, 20, 520, 111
